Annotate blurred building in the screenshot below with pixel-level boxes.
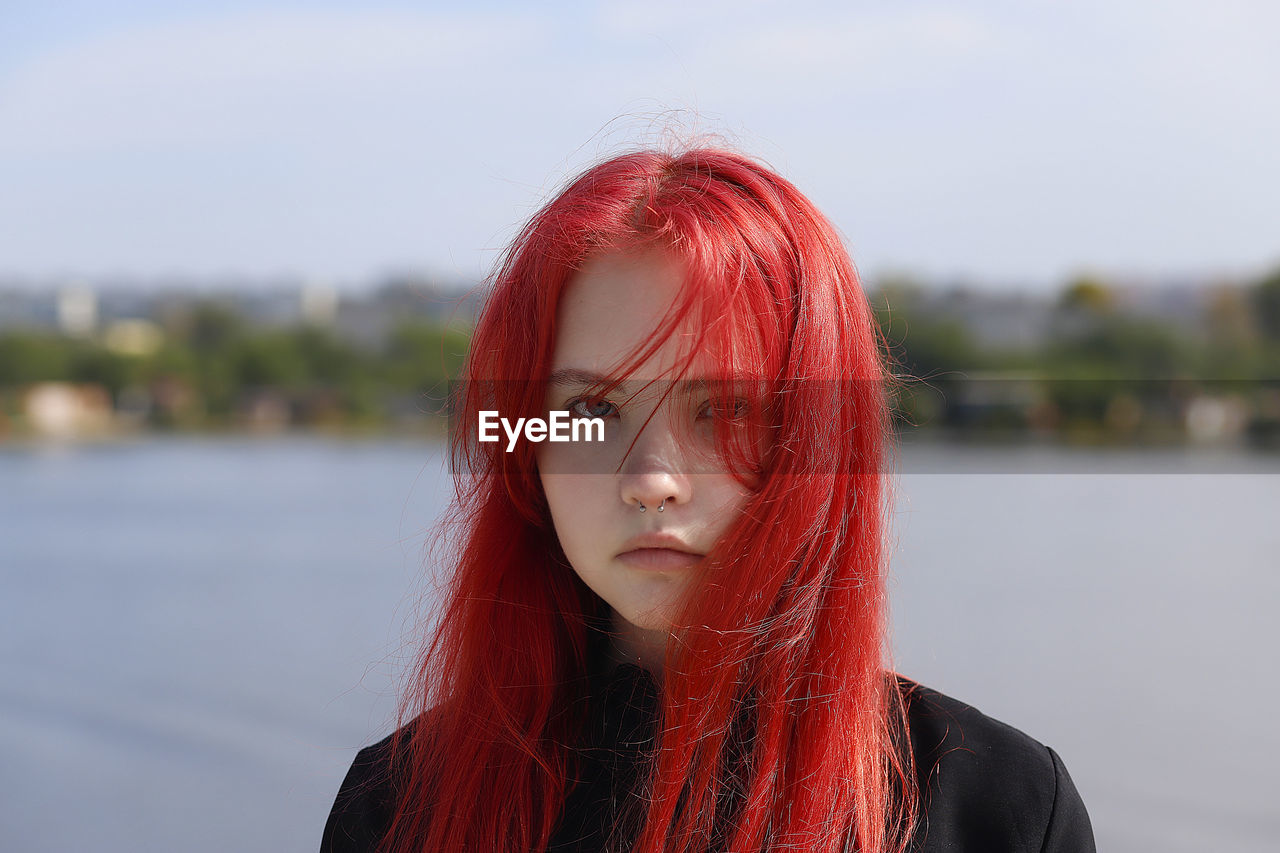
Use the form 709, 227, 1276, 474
0, 274, 481, 343
56, 286, 97, 336
22, 383, 114, 438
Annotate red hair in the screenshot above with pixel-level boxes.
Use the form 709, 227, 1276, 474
383, 148, 917, 852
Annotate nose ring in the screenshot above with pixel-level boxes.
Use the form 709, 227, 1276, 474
636, 498, 668, 513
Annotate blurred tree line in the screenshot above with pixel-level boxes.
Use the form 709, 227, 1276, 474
2, 267, 1279, 442
0, 302, 468, 433
872, 267, 1280, 444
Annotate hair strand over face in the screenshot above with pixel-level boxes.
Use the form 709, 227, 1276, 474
383, 147, 918, 853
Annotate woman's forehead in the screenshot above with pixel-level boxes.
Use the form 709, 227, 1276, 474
552, 247, 695, 373
558, 248, 685, 325
552, 246, 766, 380
546, 367, 759, 394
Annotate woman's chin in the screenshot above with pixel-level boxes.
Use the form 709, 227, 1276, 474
611, 603, 678, 637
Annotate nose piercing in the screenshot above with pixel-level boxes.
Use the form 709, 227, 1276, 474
637, 498, 668, 513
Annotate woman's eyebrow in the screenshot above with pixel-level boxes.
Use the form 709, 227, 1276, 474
547, 368, 631, 393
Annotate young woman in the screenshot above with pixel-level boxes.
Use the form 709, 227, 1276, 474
321, 148, 1095, 852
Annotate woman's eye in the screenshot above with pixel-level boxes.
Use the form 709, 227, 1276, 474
698, 398, 751, 421
567, 396, 617, 419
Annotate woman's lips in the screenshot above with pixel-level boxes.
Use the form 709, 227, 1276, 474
616, 547, 703, 571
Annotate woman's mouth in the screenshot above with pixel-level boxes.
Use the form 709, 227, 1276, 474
616, 547, 704, 571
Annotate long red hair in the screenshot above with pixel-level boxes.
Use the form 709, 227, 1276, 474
383, 148, 917, 852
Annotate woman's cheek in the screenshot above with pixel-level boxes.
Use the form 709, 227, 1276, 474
538, 423, 624, 475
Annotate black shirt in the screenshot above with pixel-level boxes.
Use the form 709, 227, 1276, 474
321, 666, 1095, 852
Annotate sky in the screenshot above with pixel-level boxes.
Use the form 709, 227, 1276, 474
2, 0, 1277, 292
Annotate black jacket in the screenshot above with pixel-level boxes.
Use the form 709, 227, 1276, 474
321, 665, 1095, 852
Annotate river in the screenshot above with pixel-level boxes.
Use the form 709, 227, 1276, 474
1, 437, 1276, 851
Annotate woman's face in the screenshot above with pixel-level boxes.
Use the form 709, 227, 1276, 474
537, 248, 753, 656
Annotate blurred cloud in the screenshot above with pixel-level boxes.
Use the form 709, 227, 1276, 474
1, 1, 1277, 288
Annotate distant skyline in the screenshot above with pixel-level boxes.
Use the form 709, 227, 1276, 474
3, 1, 1278, 292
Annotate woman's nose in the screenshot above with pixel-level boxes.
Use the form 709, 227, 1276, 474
617, 421, 692, 512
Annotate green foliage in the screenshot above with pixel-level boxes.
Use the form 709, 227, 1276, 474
68, 347, 142, 398
3, 277, 1277, 441
1046, 316, 1197, 378
384, 323, 470, 386
0, 332, 73, 384
874, 303, 984, 379
0, 308, 474, 430
1252, 267, 1280, 340
1057, 276, 1115, 314
381, 322, 471, 414
183, 303, 245, 353
232, 332, 311, 388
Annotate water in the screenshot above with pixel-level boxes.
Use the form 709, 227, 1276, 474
890, 443, 1280, 852
1, 437, 1277, 851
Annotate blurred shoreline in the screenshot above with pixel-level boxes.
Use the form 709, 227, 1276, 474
4, 270, 1280, 446
5, 428, 1279, 477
